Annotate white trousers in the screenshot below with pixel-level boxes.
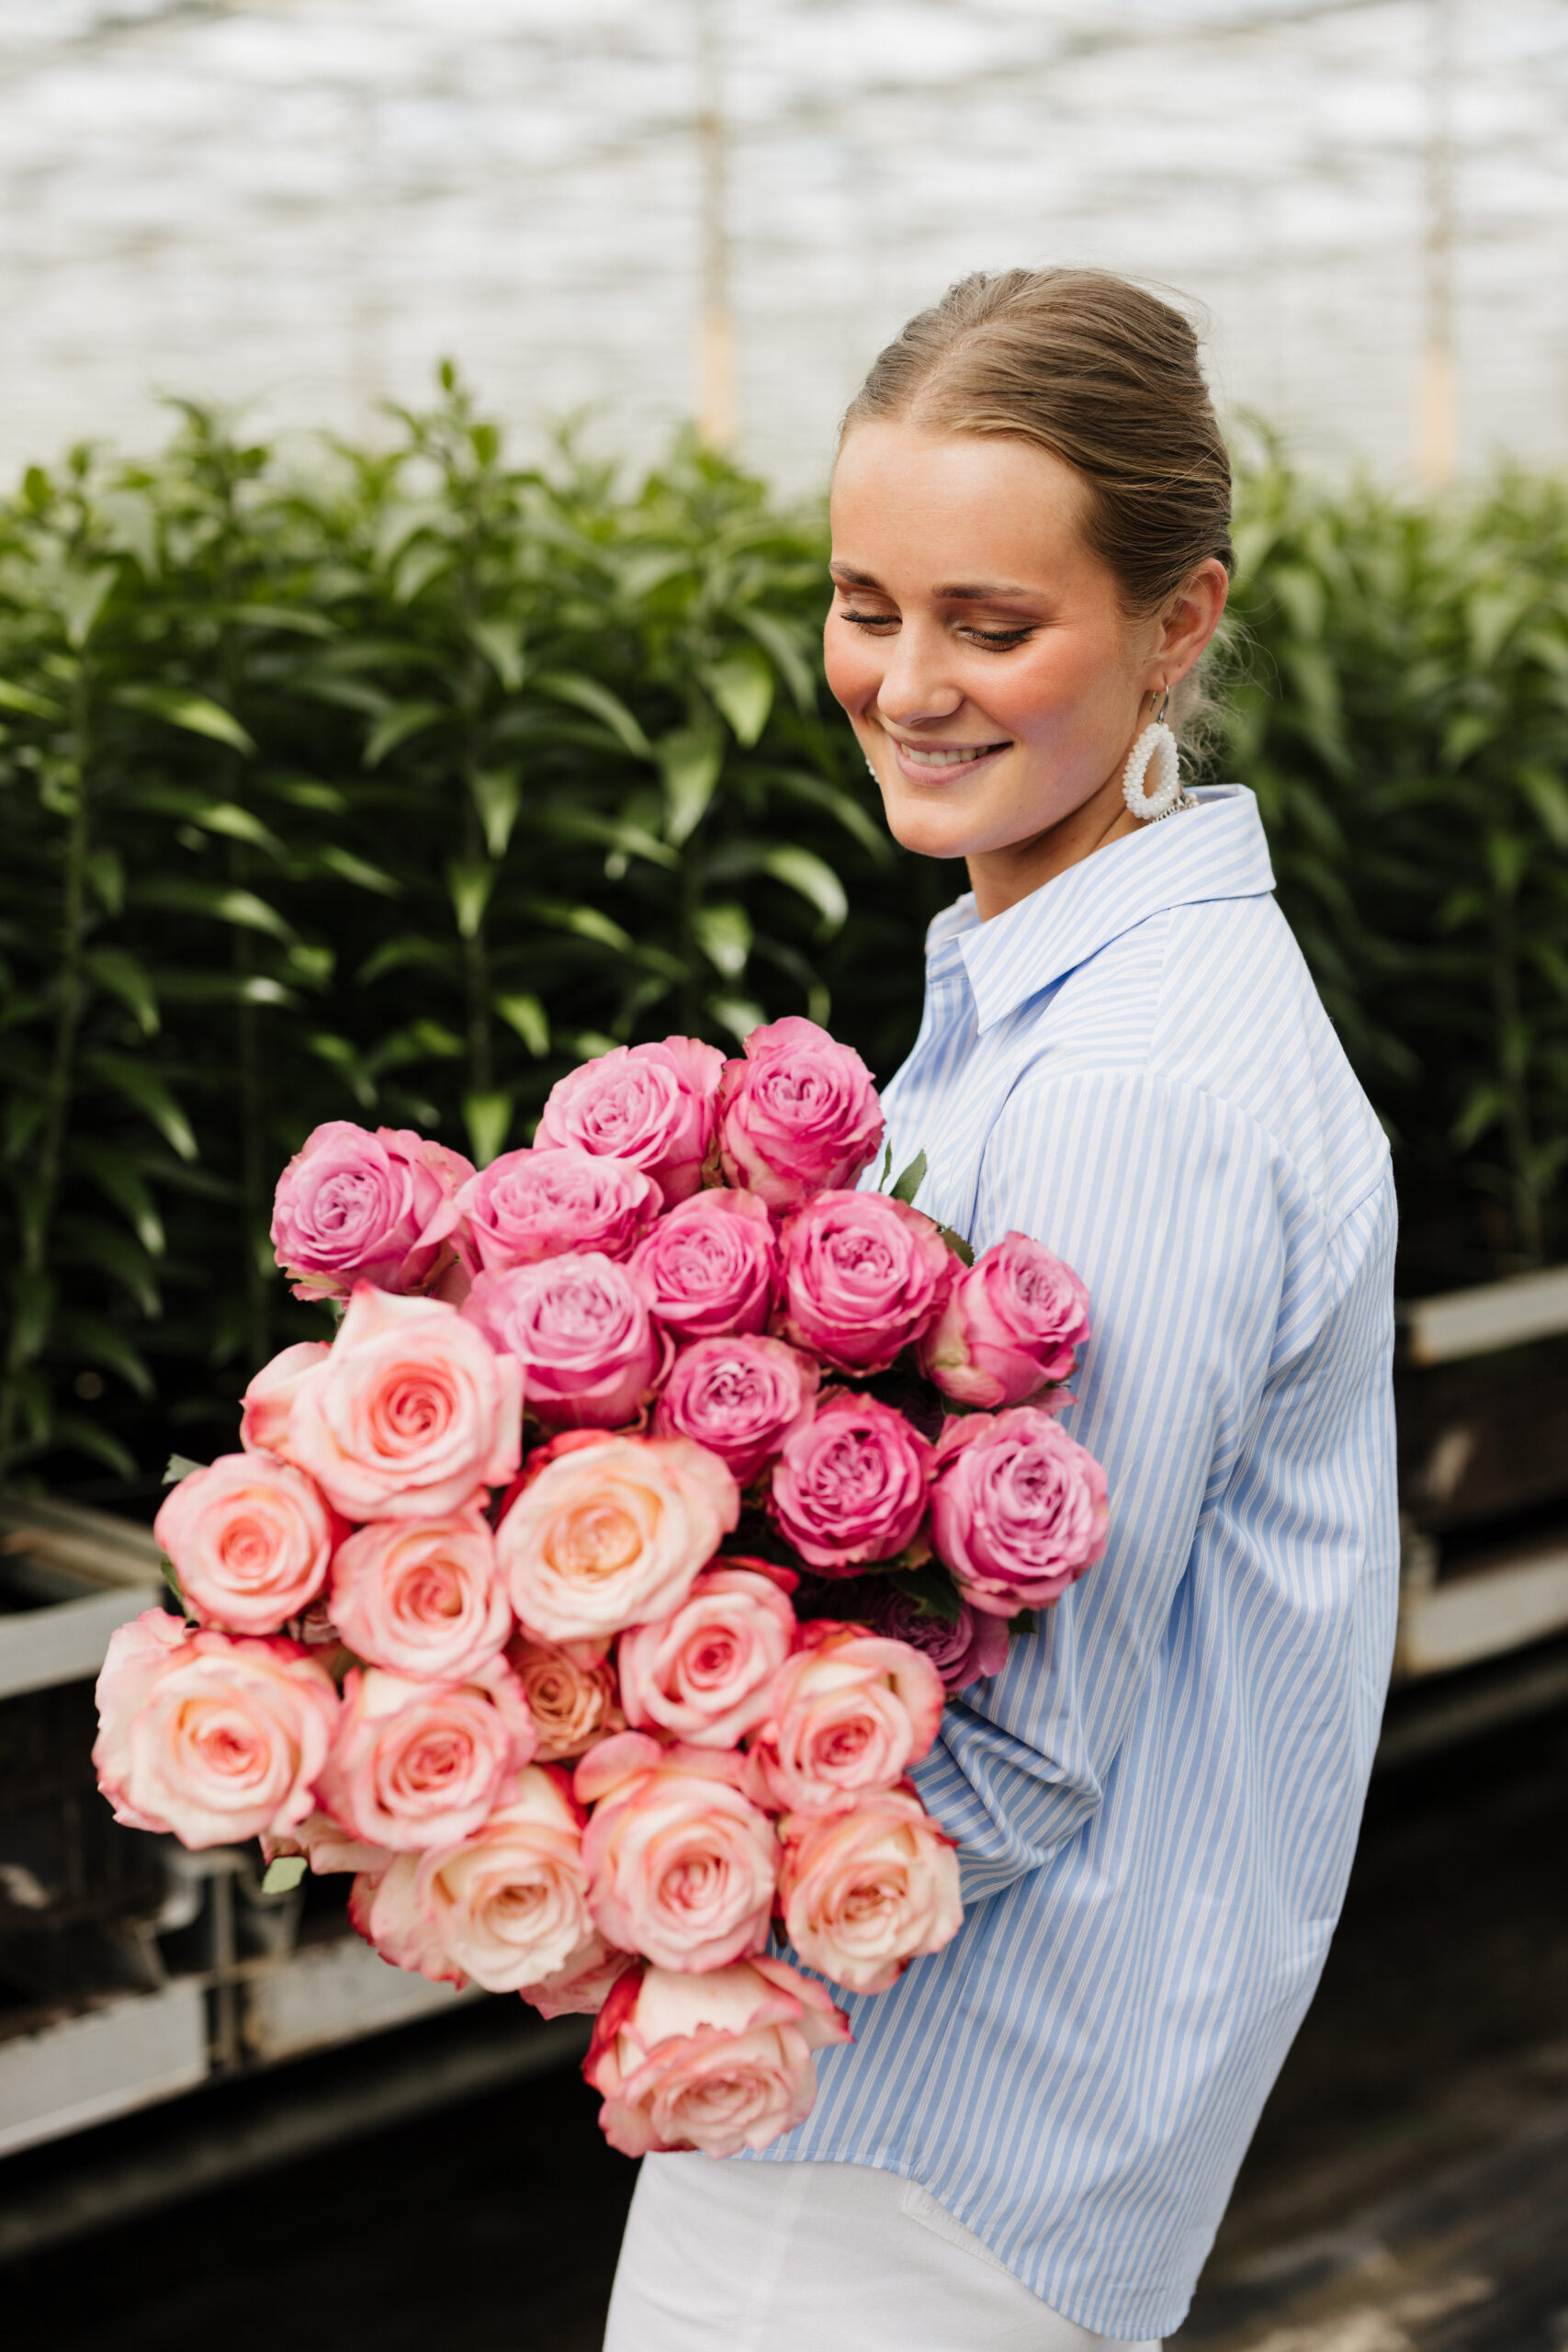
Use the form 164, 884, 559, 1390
604, 2154, 1162, 2352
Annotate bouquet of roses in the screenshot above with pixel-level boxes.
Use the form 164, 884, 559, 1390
93, 1017, 1107, 2159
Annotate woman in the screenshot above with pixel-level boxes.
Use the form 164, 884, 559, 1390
606, 268, 1398, 2351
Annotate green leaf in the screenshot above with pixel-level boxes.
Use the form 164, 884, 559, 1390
1516, 762, 1568, 849
227, 603, 335, 638
470, 767, 522, 859
59, 564, 118, 650
534, 671, 652, 758
116, 684, 255, 755
494, 991, 549, 1057
314, 845, 402, 897
761, 844, 848, 935
0, 678, 63, 719
135, 880, 297, 943
463, 1090, 513, 1167
261, 1856, 309, 1895
308, 1032, 377, 1109
364, 699, 445, 769
85, 948, 159, 1035
85, 848, 125, 917
447, 860, 497, 940
469, 616, 525, 692
57, 1311, 154, 1399
883, 1562, 964, 1626
6, 1268, 54, 1368
529, 900, 635, 955
705, 643, 774, 745
707, 995, 767, 1044
50, 1412, 137, 1479
85, 1056, 198, 1162
938, 1223, 976, 1266
164, 1453, 206, 1486
739, 608, 815, 711
1451, 1081, 1506, 1152
694, 902, 752, 980
659, 727, 724, 845
72, 1143, 165, 1254
58, 1218, 162, 1317
890, 1148, 927, 1204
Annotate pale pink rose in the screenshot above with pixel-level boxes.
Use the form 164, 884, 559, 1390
450, 1147, 660, 1273
154, 1453, 338, 1636
716, 1017, 883, 1213
497, 1430, 739, 1643
617, 1563, 796, 1748
505, 1634, 624, 1761
328, 1510, 512, 1682
629, 1188, 776, 1341
919, 1231, 1091, 1408
744, 1625, 944, 1815
351, 1852, 468, 1987
270, 1121, 473, 1303
768, 1390, 932, 1572
930, 1407, 1110, 1615
653, 1335, 818, 1487
276, 1284, 522, 1522
463, 1253, 672, 1430
576, 1731, 778, 1973
316, 1660, 536, 1851
584, 1955, 851, 2158
264, 1807, 393, 1878
773, 1191, 953, 1375
524, 1933, 636, 2019
536, 1039, 724, 1204
412, 1764, 594, 1993
93, 1611, 338, 1849
865, 1581, 1011, 1691
240, 1341, 331, 1455
777, 1788, 963, 1994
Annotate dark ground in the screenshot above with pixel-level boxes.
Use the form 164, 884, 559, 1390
5, 1702, 1567, 2352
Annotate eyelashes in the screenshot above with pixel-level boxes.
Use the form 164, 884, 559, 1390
840, 610, 1035, 650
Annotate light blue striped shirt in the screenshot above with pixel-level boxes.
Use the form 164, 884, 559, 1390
754, 786, 1399, 2344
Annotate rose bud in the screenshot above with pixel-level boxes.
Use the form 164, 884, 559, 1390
716, 1016, 884, 1213
773, 1191, 953, 1376
94, 1610, 339, 1849
524, 1933, 636, 2020
584, 1955, 851, 2159
154, 1452, 338, 1636
240, 1340, 330, 1455
351, 1852, 468, 1987
328, 1510, 513, 1683
414, 1765, 596, 1994
536, 1037, 725, 1204
506, 1634, 625, 1761
630, 1185, 777, 1340
617, 1563, 796, 1749
864, 1580, 1011, 1692
777, 1787, 963, 1994
316, 1658, 536, 1851
576, 1732, 779, 1973
744, 1626, 944, 1815
463, 1251, 672, 1430
919, 1231, 1090, 1408
653, 1333, 818, 1487
451, 1146, 661, 1273
270, 1121, 473, 1303
768, 1390, 932, 1572
930, 1407, 1109, 1615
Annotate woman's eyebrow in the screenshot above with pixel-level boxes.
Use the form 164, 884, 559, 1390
934, 580, 1036, 600
828, 562, 882, 587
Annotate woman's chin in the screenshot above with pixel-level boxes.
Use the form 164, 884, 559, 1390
882, 806, 987, 865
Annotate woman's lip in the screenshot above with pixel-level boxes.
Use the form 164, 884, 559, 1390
886, 737, 1011, 777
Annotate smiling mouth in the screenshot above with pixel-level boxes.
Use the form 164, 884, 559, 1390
891, 740, 1010, 770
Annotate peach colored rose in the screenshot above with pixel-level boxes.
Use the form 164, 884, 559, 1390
505, 1634, 624, 1761
328, 1510, 512, 1682
276, 1284, 522, 1522
450, 1147, 660, 1272
576, 1731, 778, 1972
154, 1453, 338, 1636
496, 1430, 739, 1644
653, 1334, 818, 1487
240, 1341, 330, 1455
414, 1765, 594, 1993
777, 1786, 963, 1993
773, 1191, 953, 1376
264, 1806, 393, 1878
629, 1187, 776, 1341
919, 1231, 1091, 1408
524, 1933, 636, 2019
271, 1121, 473, 1302
316, 1658, 536, 1851
929, 1407, 1110, 1615
463, 1252, 672, 1430
584, 1955, 851, 2157
350, 1852, 468, 1986
768, 1389, 932, 1573
716, 1017, 884, 1213
744, 1625, 944, 1815
93, 1611, 339, 1849
536, 1038, 724, 1204
617, 1563, 796, 1748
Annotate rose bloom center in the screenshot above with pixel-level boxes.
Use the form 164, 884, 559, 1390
220, 1517, 278, 1574
403, 1562, 465, 1622
184, 1705, 268, 1781
683, 1632, 740, 1688
313, 1170, 381, 1235
393, 1728, 472, 1792
815, 1430, 897, 1504
551, 1500, 643, 1579
377, 1374, 454, 1443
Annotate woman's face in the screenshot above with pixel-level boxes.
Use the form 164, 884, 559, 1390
825, 420, 1226, 914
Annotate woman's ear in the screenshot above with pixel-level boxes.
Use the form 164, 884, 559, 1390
1154, 558, 1230, 690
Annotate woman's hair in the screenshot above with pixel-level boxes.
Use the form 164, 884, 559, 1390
840, 269, 1235, 735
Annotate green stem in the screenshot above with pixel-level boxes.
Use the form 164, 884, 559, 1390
457, 520, 492, 1099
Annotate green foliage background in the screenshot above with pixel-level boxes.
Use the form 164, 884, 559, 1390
1, 382, 1565, 1498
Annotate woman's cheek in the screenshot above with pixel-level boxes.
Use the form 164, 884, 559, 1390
822, 617, 882, 723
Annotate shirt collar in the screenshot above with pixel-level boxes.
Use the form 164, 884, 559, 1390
925, 786, 1276, 1034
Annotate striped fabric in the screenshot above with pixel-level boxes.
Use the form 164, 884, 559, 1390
750, 786, 1400, 2345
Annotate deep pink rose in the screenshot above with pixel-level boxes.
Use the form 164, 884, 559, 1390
716, 1017, 883, 1213
276, 1285, 522, 1522
617, 1562, 797, 1748
865, 1581, 1011, 1691
94, 1611, 339, 1849
773, 1191, 953, 1375
929, 1407, 1110, 1615
328, 1510, 512, 1682
463, 1252, 672, 1430
317, 1658, 536, 1850
576, 1732, 778, 1973
919, 1231, 1091, 1408
270, 1121, 473, 1302
653, 1334, 818, 1486
450, 1147, 660, 1273
768, 1390, 932, 1572
240, 1341, 330, 1455
413, 1765, 594, 1994
584, 1955, 851, 2158
629, 1187, 776, 1340
155, 1453, 339, 1635
777, 1787, 963, 1993
506, 1634, 625, 1761
743, 1624, 944, 1815
536, 1039, 724, 1204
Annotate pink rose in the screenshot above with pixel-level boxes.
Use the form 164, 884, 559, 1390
930, 1407, 1110, 1616
777, 1787, 963, 1993
352, 1852, 468, 1987
497, 1430, 739, 1643
629, 1187, 776, 1341
524, 1932, 636, 2019
270, 1121, 473, 1303
576, 1732, 778, 1973
919, 1231, 1091, 1408
328, 1510, 512, 1682
94, 1610, 338, 1849
773, 1191, 953, 1375
768, 1390, 932, 1572
264, 1806, 393, 1878
154, 1453, 338, 1635
743, 1625, 944, 1815
276, 1284, 521, 1522
451, 1147, 660, 1273
536, 1038, 724, 1204
584, 1955, 851, 2158
240, 1341, 330, 1454
413, 1765, 594, 1994
653, 1334, 818, 1487
506, 1634, 625, 1761
463, 1253, 672, 1430
716, 1017, 884, 1212
866, 1581, 1011, 1691
317, 1658, 536, 1850
617, 1563, 796, 1748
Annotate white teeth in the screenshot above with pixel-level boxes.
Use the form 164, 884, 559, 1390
897, 742, 1004, 768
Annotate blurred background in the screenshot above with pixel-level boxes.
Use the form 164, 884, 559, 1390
2, 6, 1568, 2350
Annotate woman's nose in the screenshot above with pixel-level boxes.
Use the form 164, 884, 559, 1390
875, 623, 964, 728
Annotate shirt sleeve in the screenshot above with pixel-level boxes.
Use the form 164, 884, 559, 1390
912, 1067, 1371, 1905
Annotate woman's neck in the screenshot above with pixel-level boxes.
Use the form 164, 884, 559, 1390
964, 764, 1142, 922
